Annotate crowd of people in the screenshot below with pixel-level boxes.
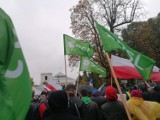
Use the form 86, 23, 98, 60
26, 84, 160, 120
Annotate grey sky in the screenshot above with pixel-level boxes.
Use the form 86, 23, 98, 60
0, 0, 160, 84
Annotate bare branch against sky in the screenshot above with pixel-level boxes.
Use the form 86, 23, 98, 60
0, 0, 160, 84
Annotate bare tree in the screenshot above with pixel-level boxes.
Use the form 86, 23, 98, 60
69, 0, 145, 78
70, 0, 107, 68
94, 0, 145, 32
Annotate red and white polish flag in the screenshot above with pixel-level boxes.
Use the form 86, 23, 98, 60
44, 83, 57, 91
111, 55, 160, 82
43, 80, 62, 92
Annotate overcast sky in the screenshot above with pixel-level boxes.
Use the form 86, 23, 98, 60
0, 0, 160, 84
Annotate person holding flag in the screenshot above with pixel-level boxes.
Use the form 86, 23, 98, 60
127, 90, 160, 120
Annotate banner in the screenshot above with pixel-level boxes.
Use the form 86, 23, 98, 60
0, 8, 32, 120
96, 22, 155, 81
80, 56, 106, 77
111, 55, 160, 82
63, 34, 94, 58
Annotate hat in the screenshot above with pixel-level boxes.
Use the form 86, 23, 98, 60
41, 90, 47, 95
131, 90, 142, 98
105, 86, 118, 101
91, 89, 100, 97
48, 90, 68, 110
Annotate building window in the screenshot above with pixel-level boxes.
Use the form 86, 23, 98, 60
45, 76, 48, 80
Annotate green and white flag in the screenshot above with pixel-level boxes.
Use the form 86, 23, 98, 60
0, 9, 32, 120
63, 34, 94, 58
96, 22, 155, 80
80, 56, 106, 77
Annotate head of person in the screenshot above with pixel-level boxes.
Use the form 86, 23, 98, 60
40, 90, 47, 100
32, 89, 35, 98
65, 84, 76, 96
133, 85, 138, 90
131, 90, 142, 98
91, 89, 100, 97
80, 89, 88, 97
105, 86, 118, 101
48, 90, 68, 111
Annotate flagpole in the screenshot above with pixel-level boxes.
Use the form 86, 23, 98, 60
64, 55, 68, 87
75, 71, 80, 96
75, 61, 81, 96
105, 53, 132, 120
111, 76, 113, 86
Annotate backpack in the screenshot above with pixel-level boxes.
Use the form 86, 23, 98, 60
26, 102, 41, 120
26, 100, 48, 120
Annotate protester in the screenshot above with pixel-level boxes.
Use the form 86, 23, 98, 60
127, 90, 160, 120
141, 85, 160, 103
45, 90, 83, 120
121, 84, 128, 94
31, 89, 38, 103
125, 90, 131, 100
152, 85, 160, 103
80, 89, 99, 120
66, 84, 85, 118
100, 86, 128, 120
26, 90, 48, 120
140, 85, 154, 102
38, 90, 48, 120
90, 88, 107, 110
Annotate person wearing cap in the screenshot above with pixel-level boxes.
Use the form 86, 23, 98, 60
127, 90, 160, 120
100, 86, 128, 120
90, 88, 106, 110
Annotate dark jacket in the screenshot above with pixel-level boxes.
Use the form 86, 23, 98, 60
91, 96, 107, 110
45, 109, 84, 120
143, 91, 160, 103
68, 93, 86, 118
46, 91, 84, 120
142, 91, 154, 101
100, 101, 128, 120
152, 91, 160, 103
82, 98, 99, 120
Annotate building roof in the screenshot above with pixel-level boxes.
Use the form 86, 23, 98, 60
52, 72, 75, 82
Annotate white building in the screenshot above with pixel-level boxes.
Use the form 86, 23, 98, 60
41, 72, 76, 86
33, 72, 76, 95
50, 72, 76, 86
41, 73, 53, 84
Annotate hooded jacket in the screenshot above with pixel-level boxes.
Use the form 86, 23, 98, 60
81, 96, 99, 120
100, 86, 128, 120
127, 96, 160, 120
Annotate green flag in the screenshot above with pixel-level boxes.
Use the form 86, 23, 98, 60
96, 22, 155, 80
0, 9, 32, 120
63, 34, 94, 58
80, 56, 106, 77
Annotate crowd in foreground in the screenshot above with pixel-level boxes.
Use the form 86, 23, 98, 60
26, 84, 160, 120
